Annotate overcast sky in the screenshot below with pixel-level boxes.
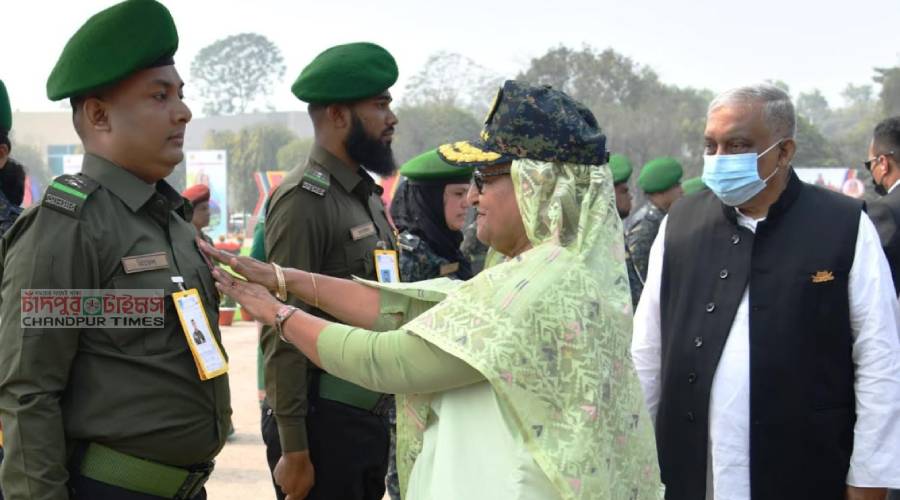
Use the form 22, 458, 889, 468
4, 0, 899, 115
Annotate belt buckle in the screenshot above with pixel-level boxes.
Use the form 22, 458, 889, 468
174, 461, 214, 499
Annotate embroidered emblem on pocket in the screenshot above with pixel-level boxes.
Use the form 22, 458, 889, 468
811, 271, 835, 283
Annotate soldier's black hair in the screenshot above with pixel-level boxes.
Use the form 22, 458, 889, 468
0, 128, 10, 153
874, 116, 900, 156
0, 158, 26, 206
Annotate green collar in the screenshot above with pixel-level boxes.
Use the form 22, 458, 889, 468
309, 144, 361, 193
81, 154, 183, 212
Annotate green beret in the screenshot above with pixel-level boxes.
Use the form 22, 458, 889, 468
609, 154, 633, 184
638, 156, 683, 193
682, 176, 709, 195
46, 0, 178, 101
400, 149, 474, 183
0, 80, 10, 132
292, 42, 398, 104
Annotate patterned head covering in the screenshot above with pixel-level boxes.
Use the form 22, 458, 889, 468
475, 80, 609, 166
390, 158, 663, 499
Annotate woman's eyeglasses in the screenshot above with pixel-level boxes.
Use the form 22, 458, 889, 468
473, 168, 511, 194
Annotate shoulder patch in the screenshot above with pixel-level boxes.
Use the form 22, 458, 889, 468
300, 167, 330, 197
398, 232, 421, 252
41, 174, 99, 218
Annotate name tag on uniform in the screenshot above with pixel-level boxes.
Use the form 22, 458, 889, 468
439, 262, 460, 276
121, 252, 170, 274
172, 289, 228, 380
350, 222, 377, 241
374, 250, 400, 283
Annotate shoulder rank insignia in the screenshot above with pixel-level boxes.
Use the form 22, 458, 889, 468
42, 174, 99, 218
398, 232, 421, 252
811, 270, 834, 283
300, 167, 330, 197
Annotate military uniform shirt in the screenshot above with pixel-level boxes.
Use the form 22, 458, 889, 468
625, 201, 666, 306
0, 154, 231, 499
0, 190, 22, 236
263, 144, 396, 452
398, 231, 465, 282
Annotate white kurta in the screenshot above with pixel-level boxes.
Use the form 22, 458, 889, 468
631, 211, 900, 499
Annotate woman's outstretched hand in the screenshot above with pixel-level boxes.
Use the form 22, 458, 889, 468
211, 267, 281, 325
200, 240, 278, 292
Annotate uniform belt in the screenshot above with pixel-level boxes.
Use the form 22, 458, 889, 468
318, 372, 384, 412
79, 442, 213, 499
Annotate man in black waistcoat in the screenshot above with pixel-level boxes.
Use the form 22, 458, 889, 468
631, 84, 900, 500
865, 116, 900, 298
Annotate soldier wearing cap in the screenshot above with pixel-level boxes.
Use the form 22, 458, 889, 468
609, 153, 634, 219
0, 1, 230, 498
182, 184, 213, 244
681, 176, 709, 196
0, 80, 25, 236
392, 148, 476, 282
261, 42, 399, 500
625, 156, 683, 305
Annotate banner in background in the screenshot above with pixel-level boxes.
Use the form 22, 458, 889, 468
795, 167, 865, 199
186, 150, 227, 240
252, 170, 286, 217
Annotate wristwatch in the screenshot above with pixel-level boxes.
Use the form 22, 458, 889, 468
274, 304, 299, 342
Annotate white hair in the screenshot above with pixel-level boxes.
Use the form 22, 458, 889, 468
708, 83, 796, 139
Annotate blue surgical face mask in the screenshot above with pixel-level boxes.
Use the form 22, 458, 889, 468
702, 140, 783, 206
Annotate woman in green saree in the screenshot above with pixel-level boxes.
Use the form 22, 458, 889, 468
205, 81, 663, 500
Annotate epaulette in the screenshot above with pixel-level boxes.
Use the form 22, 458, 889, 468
41, 174, 100, 218
398, 232, 421, 252
300, 166, 330, 197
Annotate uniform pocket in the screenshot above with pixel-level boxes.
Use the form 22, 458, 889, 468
343, 237, 375, 278
107, 269, 173, 355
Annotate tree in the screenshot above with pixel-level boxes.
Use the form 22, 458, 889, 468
205, 124, 296, 213
191, 33, 286, 116
797, 90, 830, 127
517, 45, 712, 185
793, 116, 840, 166
874, 66, 900, 117
392, 105, 482, 164
277, 137, 314, 170
403, 51, 504, 117
11, 143, 52, 188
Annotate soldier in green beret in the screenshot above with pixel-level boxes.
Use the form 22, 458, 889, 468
626, 156, 683, 305
681, 176, 709, 196
0, 1, 229, 498
0, 80, 26, 238
392, 148, 477, 282
261, 41, 400, 500
609, 153, 634, 218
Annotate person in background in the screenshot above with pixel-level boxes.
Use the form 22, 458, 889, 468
609, 153, 633, 219
183, 183, 212, 243
625, 156, 683, 305
392, 148, 476, 282
632, 83, 900, 500
864, 116, 900, 297
681, 176, 709, 196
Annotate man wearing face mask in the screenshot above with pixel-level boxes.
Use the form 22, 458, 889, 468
632, 84, 900, 500
261, 42, 399, 500
864, 116, 900, 297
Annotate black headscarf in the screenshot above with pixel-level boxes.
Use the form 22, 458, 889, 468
390, 178, 473, 280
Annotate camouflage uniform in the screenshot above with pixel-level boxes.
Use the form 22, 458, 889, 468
460, 210, 488, 275
0, 189, 22, 235
399, 231, 470, 282
625, 201, 666, 307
